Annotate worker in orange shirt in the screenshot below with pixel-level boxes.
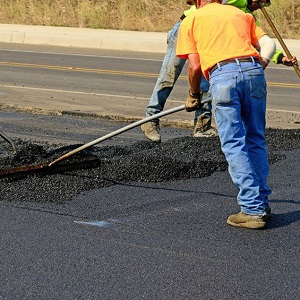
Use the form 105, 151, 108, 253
176, 0, 276, 229
141, 0, 297, 143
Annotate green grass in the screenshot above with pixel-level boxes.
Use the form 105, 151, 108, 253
0, 0, 298, 39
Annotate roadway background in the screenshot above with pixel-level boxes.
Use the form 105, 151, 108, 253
0, 24, 299, 57
0, 24, 299, 130
0, 25, 300, 300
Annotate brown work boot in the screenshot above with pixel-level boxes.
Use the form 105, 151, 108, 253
227, 211, 266, 229
193, 111, 217, 137
141, 122, 161, 142
193, 126, 218, 137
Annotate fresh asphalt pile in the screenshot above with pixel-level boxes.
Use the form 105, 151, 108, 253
0, 128, 299, 204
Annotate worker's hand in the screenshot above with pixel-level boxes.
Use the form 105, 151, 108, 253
261, 57, 270, 70
185, 91, 202, 112
282, 56, 298, 66
248, 0, 270, 11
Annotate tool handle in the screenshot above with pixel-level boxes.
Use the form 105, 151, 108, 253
0, 129, 17, 153
258, 2, 300, 78
49, 104, 186, 166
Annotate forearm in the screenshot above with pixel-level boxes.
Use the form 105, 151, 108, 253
188, 66, 202, 93
259, 35, 276, 61
187, 53, 202, 93
255, 34, 276, 69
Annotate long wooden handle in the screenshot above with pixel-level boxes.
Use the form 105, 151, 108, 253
48, 104, 186, 166
258, 1, 300, 78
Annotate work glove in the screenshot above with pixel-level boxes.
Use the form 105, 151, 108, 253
185, 91, 202, 112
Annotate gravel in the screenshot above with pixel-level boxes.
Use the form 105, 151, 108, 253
0, 128, 299, 204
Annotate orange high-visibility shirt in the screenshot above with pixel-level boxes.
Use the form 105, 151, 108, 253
176, 3, 262, 79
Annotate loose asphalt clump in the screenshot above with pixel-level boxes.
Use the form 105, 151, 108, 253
0, 128, 299, 204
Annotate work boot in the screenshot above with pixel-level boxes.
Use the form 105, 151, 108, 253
141, 122, 161, 142
193, 126, 218, 137
227, 211, 267, 229
193, 109, 217, 137
264, 206, 272, 220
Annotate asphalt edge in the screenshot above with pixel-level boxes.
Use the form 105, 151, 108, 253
0, 104, 194, 129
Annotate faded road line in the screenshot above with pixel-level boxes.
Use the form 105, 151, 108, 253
0, 61, 300, 89
0, 61, 159, 78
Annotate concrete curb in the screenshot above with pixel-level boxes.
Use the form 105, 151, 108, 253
0, 24, 299, 57
0, 24, 167, 53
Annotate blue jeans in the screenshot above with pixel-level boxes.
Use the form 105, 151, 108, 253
209, 59, 271, 215
194, 78, 212, 130
145, 21, 211, 128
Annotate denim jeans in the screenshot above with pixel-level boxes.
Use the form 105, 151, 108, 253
209, 59, 271, 215
145, 20, 211, 128
194, 78, 212, 130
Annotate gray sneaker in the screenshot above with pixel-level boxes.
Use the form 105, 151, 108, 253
141, 122, 161, 142
193, 126, 218, 138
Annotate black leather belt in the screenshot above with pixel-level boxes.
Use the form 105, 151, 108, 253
209, 57, 260, 75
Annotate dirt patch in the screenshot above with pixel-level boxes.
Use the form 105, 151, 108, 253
266, 110, 300, 129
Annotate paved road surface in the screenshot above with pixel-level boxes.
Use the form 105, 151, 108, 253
0, 43, 299, 129
0, 44, 300, 300
1, 110, 300, 300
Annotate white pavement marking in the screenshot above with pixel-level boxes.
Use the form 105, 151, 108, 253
1, 84, 150, 101
74, 220, 114, 228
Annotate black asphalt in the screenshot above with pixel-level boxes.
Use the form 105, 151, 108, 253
0, 111, 300, 299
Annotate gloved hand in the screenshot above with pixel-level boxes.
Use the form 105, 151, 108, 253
282, 56, 298, 66
185, 91, 202, 112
